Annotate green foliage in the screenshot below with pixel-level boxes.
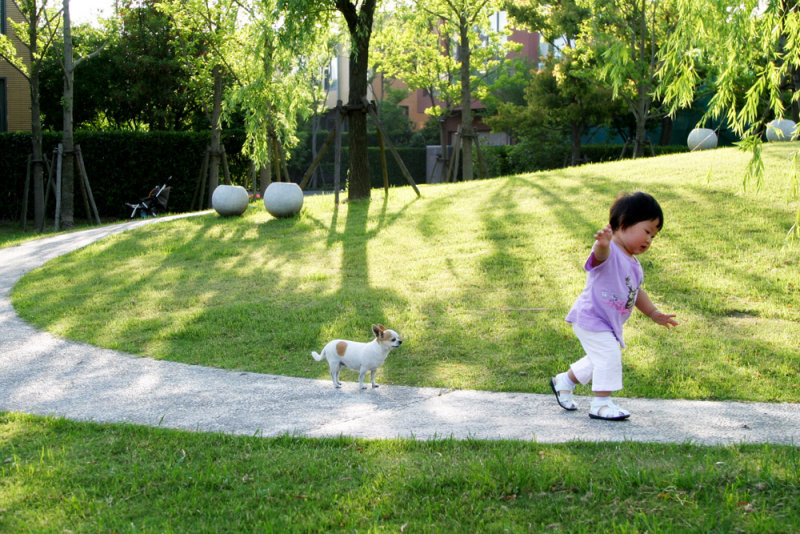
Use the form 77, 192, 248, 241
35, 3, 206, 131
373, 0, 513, 130
574, 0, 678, 156
487, 52, 624, 165
369, 87, 415, 146
0, 0, 64, 81
657, 0, 800, 236
499, 1, 628, 164
504, 0, 589, 47
480, 56, 536, 115
114, 1, 208, 130
228, 0, 334, 167
372, 0, 461, 116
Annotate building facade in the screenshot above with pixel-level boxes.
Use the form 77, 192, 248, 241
1, 0, 32, 132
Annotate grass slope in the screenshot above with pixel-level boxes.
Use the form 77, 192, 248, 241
9, 144, 800, 402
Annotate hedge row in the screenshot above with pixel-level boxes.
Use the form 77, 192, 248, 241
0, 131, 239, 222
0, 131, 427, 223
481, 143, 689, 177
0, 131, 689, 223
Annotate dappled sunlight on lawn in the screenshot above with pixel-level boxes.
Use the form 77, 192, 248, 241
9, 144, 800, 401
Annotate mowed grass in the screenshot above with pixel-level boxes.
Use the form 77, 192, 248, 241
4, 146, 800, 532
10, 143, 800, 402
2, 412, 799, 533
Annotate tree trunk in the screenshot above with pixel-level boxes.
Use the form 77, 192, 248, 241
60, 0, 75, 229
659, 116, 673, 145
438, 116, 448, 183
208, 65, 223, 208
259, 165, 271, 196
791, 65, 800, 124
28, 3, 44, 231
30, 84, 45, 232
311, 113, 320, 188
633, 87, 650, 158
457, 13, 474, 181
570, 124, 584, 166
337, 0, 376, 201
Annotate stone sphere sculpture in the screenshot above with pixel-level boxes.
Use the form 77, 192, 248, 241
263, 182, 304, 218
687, 128, 718, 151
765, 119, 797, 142
212, 184, 249, 217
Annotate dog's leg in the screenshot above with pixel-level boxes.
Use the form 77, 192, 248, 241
329, 359, 341, 388
358, 369, 368, 390
370, 369, 379, 388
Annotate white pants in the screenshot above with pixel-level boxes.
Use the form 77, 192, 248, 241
569, 324, 623, 392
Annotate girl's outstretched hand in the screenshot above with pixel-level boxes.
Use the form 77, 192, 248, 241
650, 310, 679, 329
591, 224, 614, 265
594, 224, 613, 247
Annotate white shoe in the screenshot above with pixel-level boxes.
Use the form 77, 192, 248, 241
550, 375, 578, 411
589, 399, 630, 421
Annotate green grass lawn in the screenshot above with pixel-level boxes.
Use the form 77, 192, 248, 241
2, 413, 799, 533
3, 145, 800, 532
10, 144, 800, 401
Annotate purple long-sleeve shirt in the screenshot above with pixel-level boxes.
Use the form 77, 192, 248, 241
565, 240, 643, 348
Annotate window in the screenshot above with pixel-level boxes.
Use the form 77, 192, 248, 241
0, 79, 7, 132
490, 11, 507, 33
324, 57, 338, 92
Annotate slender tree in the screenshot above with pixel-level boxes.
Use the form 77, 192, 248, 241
576, 0, 677, 157
372, 2, 461, 182
226, 0, 331, 193
58, 0, 105, 229
279, 0, 378, 200
158, 0, 243, 205
0, 0, 61, 231
415, 0, 506, 181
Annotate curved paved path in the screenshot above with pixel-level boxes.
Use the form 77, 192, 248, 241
1, 214, 798, 445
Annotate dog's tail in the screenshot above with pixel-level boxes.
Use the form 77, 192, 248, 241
311, 350, 324, 362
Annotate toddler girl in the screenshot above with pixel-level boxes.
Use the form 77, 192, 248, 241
550, 192, 678, 420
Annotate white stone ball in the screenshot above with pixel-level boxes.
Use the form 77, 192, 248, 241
765, 119, 797, 142
264, 182, 304, 218
687, 128, 718, 151
212, 184, 249, 216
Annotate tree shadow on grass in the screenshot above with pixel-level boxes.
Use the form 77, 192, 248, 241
13, 197, 422, 385
12, 173, 798, 400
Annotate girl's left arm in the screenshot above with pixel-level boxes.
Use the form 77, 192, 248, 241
635, 289, 679, 328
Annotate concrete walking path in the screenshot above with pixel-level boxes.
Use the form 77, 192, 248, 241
1, 214, 798, 445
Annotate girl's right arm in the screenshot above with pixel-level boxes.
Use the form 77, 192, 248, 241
590, 224, 613, 266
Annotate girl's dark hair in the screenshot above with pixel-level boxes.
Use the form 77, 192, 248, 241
609, 192, 663, 231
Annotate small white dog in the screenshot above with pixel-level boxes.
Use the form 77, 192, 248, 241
312, 324, 403, 389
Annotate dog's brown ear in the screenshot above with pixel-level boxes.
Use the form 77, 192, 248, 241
372, 324, 385, 337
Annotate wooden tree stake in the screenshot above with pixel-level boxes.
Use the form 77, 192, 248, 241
363, 98, 420, 197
